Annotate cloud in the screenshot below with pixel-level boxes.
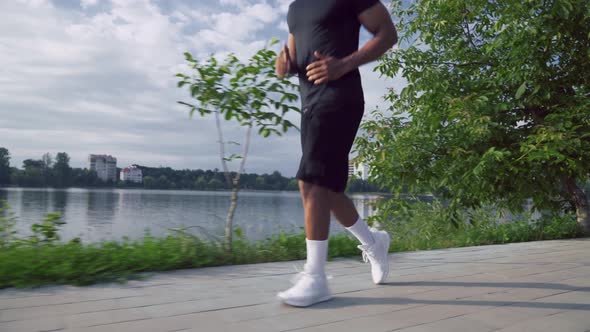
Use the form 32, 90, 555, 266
0, 0, 402, 176
80, 0, 98, 9
218, 0, 249, 7
277, 20, 289, 33
274, 0, 292, 14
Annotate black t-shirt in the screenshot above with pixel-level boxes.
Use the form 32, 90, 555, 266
287, 0, 379, 108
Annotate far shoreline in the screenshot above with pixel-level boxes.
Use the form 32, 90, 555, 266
0, 186, 392, 197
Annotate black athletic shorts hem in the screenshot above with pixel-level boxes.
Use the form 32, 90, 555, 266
296, 101, 364, 193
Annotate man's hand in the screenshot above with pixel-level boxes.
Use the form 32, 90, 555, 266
275, 43, 292, 79
306, 51, 350, 85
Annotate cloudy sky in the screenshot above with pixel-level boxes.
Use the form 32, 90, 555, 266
0, 0, 405, 177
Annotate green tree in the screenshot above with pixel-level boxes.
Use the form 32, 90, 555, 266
207, 178, 224, 190
41, 153, 54, 186
0, 148, 10, 185
21, 159, 45, 187
194, 176, 207, 190
177, 40, 299, 251
9, 167, 19, 185
143, 176, 155, 189
357, 0, 590, 232
287, 178, 299, 191
255, 176, 267, 190
53, 152, 71, 188
268, 171, 285, 190
72, 168, 99, 187
156, 175, 171, 189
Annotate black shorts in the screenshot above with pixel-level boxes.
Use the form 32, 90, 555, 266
296, 101, 364, 192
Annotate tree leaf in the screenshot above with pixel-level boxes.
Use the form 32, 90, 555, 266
515, 82, 527, 99
177, 101, 195, 108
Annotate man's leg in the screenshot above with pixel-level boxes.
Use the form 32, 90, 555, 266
299, 180, 331, 276
332, 192, 391, 284
330, 192, 358, 227
300, 180, 332, 240
277, 180, 333, 307
331, 192, 374, 245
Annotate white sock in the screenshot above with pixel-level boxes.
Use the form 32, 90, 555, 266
304, 239, 328, 276
346, 218, 375, 245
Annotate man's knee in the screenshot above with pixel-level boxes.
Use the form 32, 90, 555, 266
299, 180, 312, 200
300, 180, 333, 204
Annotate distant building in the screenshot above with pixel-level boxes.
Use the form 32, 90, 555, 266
89, 154, 117, 182
348, 158, 370, 180
354, 163, 370, 181
348, 161, 356, 178
120, 165, 143, 183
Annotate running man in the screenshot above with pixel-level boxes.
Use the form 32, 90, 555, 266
275, 0, 398, 307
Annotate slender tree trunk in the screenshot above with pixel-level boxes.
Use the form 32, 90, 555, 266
214, 111, 233, 252
562, 175, 590, 234
223, 124, 252, 253
214, 111, 232, 189
225, 184, 238, 252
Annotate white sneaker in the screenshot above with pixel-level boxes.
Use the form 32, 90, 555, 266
358, 228, 390, 284
277, 272, 332, 307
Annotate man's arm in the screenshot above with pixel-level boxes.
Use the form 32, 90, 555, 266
306, 2, 397, 85
344, 2, 398, 71
275, 34, 298, 78
287, 33, 297, 72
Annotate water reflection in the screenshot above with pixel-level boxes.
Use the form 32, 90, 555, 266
51, 190, 67, 213
0, 188, 380, 243
87, 190, 118, 222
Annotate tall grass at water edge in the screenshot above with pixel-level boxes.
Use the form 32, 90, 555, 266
0, 200, 584, 288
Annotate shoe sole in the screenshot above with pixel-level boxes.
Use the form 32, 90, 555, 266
375, 231, 391, 285
277, 293, 333, 307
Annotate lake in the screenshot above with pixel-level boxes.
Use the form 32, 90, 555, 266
0, 188, 380, 243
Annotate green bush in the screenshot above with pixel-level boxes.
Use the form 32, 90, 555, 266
379, 200, 585, 253
0, 200, 17, 248
0, 200, 584, 288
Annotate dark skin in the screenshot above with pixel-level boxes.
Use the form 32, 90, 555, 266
275, 36, 297, 79
276, 1, 397, 83
276, 1, 398, 240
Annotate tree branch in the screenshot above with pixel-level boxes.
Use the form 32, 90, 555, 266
462, 6, 478, 50
233, 121, 252, 188
214, 111, 232, 189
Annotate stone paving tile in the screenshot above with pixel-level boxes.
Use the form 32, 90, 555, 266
1, 239, 588, 332
388, 315, 497, 332
0, 315, 66, 332
0, 287, 145, 310
272, 302, 499, 332
493, 310, 590, 332
456, 306, 566, 331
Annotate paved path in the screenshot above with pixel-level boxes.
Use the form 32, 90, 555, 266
1, 239, 589, 332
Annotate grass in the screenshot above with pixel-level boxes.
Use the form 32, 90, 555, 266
384, 202, 585, 252
0, 200, 585, 288
0, 232, 360, 288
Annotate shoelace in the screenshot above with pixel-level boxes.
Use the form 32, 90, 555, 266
290, 265, 305, 284
359, 245, 376, 264
362, 250, 370, 263
290, 265, 332, 284
290, 271, 307, 284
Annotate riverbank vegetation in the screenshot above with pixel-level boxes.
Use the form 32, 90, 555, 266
0, 200, 584, 288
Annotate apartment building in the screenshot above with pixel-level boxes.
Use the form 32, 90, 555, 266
89, 154, 117, 182
120, 165, 143, 183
